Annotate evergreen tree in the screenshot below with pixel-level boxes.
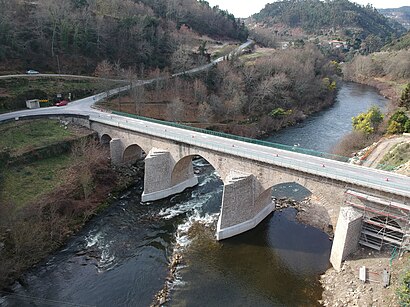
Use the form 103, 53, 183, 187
399, 83, 410, 110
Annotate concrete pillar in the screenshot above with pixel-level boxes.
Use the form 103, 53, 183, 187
110, 138, 123, 165
330, 207, 363, 271
142, 148, 198, 202
216, 171, 275, 240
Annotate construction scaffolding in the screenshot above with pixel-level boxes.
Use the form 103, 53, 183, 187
345, 190, 410, 253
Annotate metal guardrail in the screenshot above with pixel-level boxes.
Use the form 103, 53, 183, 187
111, 111, 350, 162
93, 112, 410, 197
110, 111, 406, 171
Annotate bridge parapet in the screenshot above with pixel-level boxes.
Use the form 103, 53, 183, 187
87, 117, 410, 266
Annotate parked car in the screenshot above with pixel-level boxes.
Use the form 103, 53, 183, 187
26, 69, 39, 74
56, 100, 68, 106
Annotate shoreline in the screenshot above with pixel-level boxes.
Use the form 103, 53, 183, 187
1, 79, 403, 304
319, 77, 409, 306
0, 119, 145, 291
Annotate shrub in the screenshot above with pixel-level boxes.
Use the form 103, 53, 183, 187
387, 111, 409, 134
387, 120, 404, 134
397, 270, 410, 306
332, 131, 375, 156
405, 120, 410, 133
400, 83, 410, 110
352, 106, 384, 134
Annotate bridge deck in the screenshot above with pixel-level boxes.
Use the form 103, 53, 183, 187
91, 112, 410, 201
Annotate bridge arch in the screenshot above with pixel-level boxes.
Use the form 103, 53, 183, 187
123, 144, 145, 164
257, 181, 334, 234
171, 154, 222, 187
100, 134, 112, 145
270, 182, 313, 201
362, 216, 404, 249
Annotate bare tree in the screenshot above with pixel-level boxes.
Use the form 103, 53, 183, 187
171, 46, 194, 72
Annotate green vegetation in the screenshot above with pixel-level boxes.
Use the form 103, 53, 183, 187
1, 155, 71, 207
352, 106, 384, 134
387, 110, 410, 134
379, 6, 410, 30
212, 45, 238, 60
270, 108, 292, 117
379, 142, 410, 171
397, 265, 410, 306
0, 119, 82, 156
400, 83, 410, 110
0, 120, 128, 289
0, 0, 247, 74
251, 0, 405, 53
0, 77, 118, 112
382, 32, 410, 51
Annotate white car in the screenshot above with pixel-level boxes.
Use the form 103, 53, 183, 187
26, 70, 39, 74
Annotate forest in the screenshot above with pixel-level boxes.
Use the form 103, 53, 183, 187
251, 0, 406, 45
0, 0, 248, 74
104, 44, 340, 137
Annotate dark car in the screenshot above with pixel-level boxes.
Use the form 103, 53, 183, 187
56, 100, 69, 106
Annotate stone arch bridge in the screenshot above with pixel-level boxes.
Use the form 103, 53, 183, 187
65, 112, 410, 270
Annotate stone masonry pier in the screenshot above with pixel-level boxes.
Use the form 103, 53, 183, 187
89, 116, 410, 264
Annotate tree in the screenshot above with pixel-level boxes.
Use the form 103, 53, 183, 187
171, 46, 193, 73
387, 120, 403, 135
387, 110, 410, 134
198, 41, 207, 56
352, 106, 384, 134
399, 83, 410, 110
405, 120, 410, 133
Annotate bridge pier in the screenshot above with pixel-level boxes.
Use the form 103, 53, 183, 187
110, 138, 123, 165
330, 207, 363, 271
142, 148, 198, 202
217, 171, 275, 240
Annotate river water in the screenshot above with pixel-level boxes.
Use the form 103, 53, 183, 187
1, 83, 388, 307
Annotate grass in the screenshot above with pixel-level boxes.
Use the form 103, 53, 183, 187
0, 77, 116, 97
378, 142, 410, 170
0, 154, 72, 207
0, 77, 122, 112
211, 44, 237, 59
239, 48, 276, 65
0, 119, 88, 156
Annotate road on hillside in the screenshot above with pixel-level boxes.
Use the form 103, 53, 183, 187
0, 39, 254, 120
363, 136, 410, 168
0, 73, 129, 82
0, 40, 254, 81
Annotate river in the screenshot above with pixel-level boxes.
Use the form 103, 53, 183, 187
1, 82, 388, 307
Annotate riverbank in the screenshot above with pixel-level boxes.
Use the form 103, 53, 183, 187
320, 249, 409, 306
354, 76, 404, 103
319, 77, 410, 306
278, 196, 408, 306
0, 119, 143, 290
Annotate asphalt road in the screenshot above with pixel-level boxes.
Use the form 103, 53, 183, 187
93, 112, 410, 199
1, 39, 409, 200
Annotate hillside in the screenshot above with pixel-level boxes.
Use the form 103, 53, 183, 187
380, 6, 410, 30
100, 44, 340, 138
250, 0, 406, 47
0, 0, 248, 75
382, 31, 410, 51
